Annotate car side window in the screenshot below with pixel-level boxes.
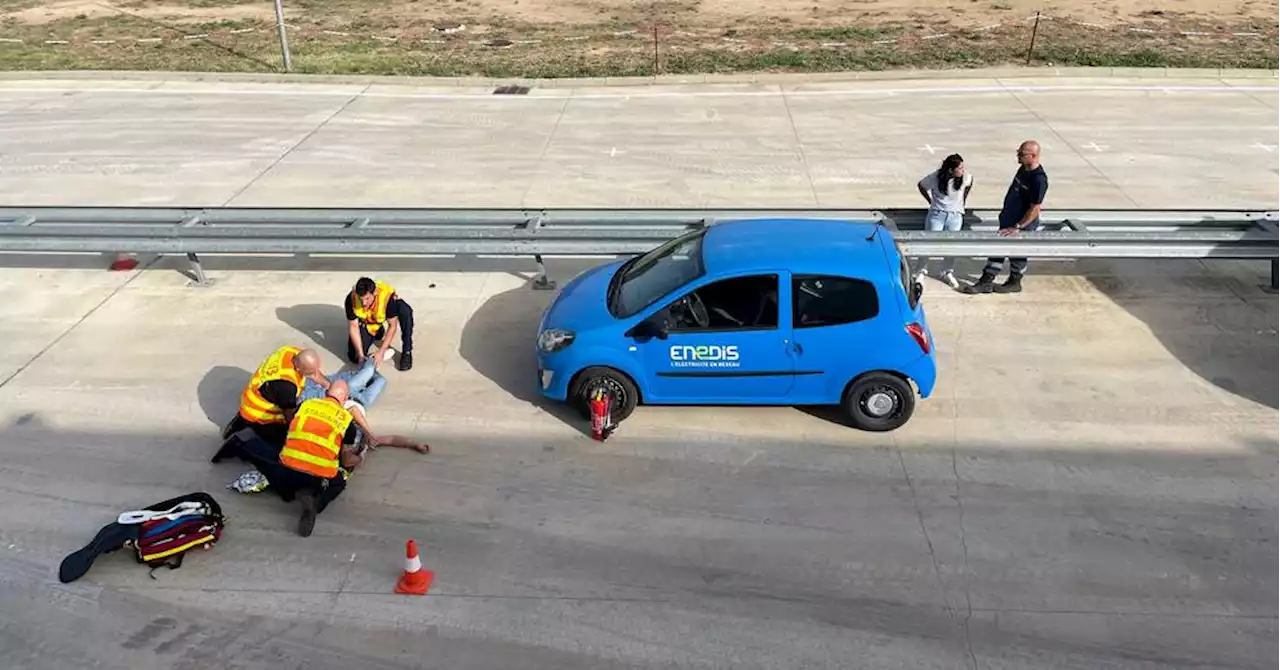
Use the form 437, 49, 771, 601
792, 275, 879, 328
663, 274, 779, 333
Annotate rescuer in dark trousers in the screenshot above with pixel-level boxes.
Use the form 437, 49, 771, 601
214, 346, 328, 462
964, 139, 1049, 295
261, 380, 360, 537
346, 277, 415, 371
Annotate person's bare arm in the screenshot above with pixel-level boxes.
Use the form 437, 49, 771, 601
346, 404, 380, 446
963, 181, 973, 207
375, 435, 430, 454
917, 180, 932, 205
348, 319, 365, 363
374, 317, 399, 367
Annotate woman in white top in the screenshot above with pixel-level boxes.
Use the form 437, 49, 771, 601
913, 153, 973, 289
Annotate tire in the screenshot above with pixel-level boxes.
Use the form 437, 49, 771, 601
568, 366, 639, 423
842, 372, 916, 432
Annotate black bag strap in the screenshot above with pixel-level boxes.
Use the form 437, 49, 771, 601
147, 553, 185, 579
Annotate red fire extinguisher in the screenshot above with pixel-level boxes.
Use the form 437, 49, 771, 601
589, 388, 613, 441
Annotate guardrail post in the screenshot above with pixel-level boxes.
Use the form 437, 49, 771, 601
186, 253, 212, 287
531, 254, 556, 291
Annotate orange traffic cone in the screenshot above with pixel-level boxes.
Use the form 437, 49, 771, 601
394, 539, 433, 596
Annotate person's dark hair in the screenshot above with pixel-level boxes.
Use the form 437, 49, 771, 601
354, 277, 377, 296
936, 154, 964, 194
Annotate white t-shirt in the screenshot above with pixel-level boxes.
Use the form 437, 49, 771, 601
919, 170, 973, 213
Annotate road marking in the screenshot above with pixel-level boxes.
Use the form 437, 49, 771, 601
0, 83, 1273, 101
1253, 142, 1276, 153
918, 144, 941, 154
1082, 141, 1109, 152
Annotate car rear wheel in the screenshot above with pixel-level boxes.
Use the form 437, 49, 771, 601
842, 372, 915, 432
569, 366, 639, 423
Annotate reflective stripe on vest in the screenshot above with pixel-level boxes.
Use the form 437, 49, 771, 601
279, 397, 352, 479
350, 281, 396, 336
238, 346, 304, 425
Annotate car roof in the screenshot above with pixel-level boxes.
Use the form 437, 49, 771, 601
700, 217, 892, 276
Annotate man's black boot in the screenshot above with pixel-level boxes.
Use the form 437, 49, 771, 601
297, 490, 318, 537
397, 351, 413, 372
994, 273, 1023, 294
211, 435, 244, 464
962, 272, 998, 294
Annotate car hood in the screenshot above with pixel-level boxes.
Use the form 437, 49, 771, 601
540, 259, 626, 332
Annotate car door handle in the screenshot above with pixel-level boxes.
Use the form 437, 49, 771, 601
791, 341, 803, 355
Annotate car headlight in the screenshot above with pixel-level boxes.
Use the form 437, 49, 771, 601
537, 328, 576, 353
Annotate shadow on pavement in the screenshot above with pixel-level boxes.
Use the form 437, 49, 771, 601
276, 304, 350, 361
459, 277, 587, 433
926, 258, 1278, 411
1085, 260, 1279, 410
197, 365, 250, 429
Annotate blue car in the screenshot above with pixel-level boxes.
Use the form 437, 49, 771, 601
534, 218, 937, 432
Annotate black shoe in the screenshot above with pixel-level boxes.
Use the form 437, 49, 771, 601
211, 436, 244, 464
297, 491, 318, 537
220, 414, 245, 441
961, 272, 998, 294
59, 522, 140, 583
993, 273, 1023, 293
396, 351, 413, 372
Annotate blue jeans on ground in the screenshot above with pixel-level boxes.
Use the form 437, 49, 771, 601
300, 357, 387, 408
912, 209, 963, 276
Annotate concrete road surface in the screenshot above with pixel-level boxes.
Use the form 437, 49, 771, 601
0, 70, 1275, 208
0, 70, 1275, 669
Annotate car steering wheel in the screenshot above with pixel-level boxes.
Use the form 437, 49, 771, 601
681, 293, 710, 328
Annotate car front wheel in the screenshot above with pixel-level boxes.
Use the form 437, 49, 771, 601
569, 366, 639, 423
842, 372, 915, 432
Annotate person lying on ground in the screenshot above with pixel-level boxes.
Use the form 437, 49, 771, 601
298, 351, 429, 456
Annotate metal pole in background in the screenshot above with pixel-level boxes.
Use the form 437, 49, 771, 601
1024, 11, 1042, 65
273, 0, 293, 72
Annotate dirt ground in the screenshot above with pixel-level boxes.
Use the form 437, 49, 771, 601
4, 0, 1277, 29
0, 0, 1275, 77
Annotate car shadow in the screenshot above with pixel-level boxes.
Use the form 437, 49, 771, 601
197, 365, 250, 430
1085, 259, 1278, 410
458, 276, 591, 434
276, 304, 350, 361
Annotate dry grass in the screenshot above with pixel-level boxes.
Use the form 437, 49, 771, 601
0, 1, 1275, 77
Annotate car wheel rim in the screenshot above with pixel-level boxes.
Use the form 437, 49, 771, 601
585, 378, 626, 409
861, 386, 900, 418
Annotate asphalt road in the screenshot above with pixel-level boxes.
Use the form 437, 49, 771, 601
0, 70, 1275, 670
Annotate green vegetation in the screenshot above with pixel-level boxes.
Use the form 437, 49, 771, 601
0, 14, 1273, 77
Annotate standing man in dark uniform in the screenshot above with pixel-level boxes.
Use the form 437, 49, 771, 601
346, 277, 414, 371
964, 140, 1049, 294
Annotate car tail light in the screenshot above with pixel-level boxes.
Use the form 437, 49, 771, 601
906, 322, 930, 354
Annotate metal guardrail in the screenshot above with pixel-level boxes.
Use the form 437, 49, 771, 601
0, 206, 1275, 288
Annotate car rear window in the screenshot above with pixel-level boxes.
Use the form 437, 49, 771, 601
792, 275, 879, 328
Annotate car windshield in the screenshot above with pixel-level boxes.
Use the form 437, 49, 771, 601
609, 229, 707, 318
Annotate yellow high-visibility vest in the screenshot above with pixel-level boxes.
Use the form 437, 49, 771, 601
238, 346, 304, 425
279, 397, 352, 479
350, 281, 397, 336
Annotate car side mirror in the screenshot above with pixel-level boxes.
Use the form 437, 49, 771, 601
627, 318, 668, 341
